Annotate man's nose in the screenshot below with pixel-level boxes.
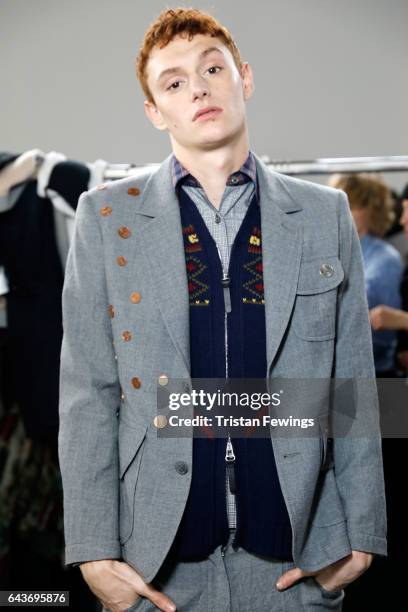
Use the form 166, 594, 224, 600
190, 76, 210, 102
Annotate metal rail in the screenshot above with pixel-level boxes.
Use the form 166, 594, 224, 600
103, 155, 408, 179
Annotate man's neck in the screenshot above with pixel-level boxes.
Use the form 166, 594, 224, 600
171, 135, 250, 210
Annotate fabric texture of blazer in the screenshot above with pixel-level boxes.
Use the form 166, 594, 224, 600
58, 152, 387, 582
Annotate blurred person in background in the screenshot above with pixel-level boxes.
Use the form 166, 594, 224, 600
329, 178, 408, 610
329, 173, 403, 377
369, 184, 408, 374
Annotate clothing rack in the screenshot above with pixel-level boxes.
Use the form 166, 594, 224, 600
103, 155, 408, 180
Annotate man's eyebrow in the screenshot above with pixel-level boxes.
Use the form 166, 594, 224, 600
156, 47, 224, 83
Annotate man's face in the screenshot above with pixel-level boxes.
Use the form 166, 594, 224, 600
351, 207, 370, 237
144, 34, 254, 151
400, 199, 408, 236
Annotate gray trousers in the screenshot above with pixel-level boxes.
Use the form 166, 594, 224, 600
104, 528, 345, 611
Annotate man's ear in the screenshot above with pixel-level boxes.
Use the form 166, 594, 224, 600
144, 100, 168, 131
241, 62, 255, 101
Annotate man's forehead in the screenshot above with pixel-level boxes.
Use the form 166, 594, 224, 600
147, 35, 230, 78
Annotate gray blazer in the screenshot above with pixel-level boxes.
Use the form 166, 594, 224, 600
58, 152, 387, 583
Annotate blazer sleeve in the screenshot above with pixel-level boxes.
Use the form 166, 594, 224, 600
331, 190, 387, 557
58, 189, 122, 565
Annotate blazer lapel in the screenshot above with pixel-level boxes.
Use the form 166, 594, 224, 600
135, 154, 191, 376
253, 154, 303, 376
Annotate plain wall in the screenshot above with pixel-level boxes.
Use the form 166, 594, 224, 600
1, 0, 407, 190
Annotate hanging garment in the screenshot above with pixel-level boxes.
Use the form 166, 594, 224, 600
0, 151, 94, 444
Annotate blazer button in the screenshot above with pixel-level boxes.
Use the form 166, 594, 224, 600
174, 461, 188, 475
130, 292, 142, 304
154, 415, 167, 428
100, 206, 112, 216
158, 374, 169, 386
122, 330, 132, 342
131, 376, 141, 389
118, 226, 132, 239
319, 263, 334, 277
127, 187, 141, 196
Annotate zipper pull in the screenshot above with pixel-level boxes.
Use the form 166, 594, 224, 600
225, 436, 235, 462
225, 435, 236, 493
222, 275, 232, 313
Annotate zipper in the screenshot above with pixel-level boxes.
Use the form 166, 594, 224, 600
225, 436, 236, 493
216, 232, 237, 541
222, 274, 232, 314
219, 256, 236, 508
220, 266, 235, 487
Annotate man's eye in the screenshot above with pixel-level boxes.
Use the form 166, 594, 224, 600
207, 66, 223, 74
167, 81, 181, 91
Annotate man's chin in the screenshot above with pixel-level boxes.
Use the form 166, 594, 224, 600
196, 130, 239, 150
171, 126, 241, 152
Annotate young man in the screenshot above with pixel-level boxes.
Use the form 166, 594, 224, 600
58, 8, 387, 612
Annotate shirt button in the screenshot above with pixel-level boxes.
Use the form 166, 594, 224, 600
117, 256, 127, 266
158, 374, 169, 386
174, 461, 189, 475
319, 263, 334, 277
215, 213, 221, 223
122, 330, 132, 342
230, 175, 239, 184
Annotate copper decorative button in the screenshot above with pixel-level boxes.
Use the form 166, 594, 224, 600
158, 374, 169, 386
117, 256, 127, 266
131, 376, 141, 389
130, 292, 141, 304
100, 206, 112, 216
118, 226, 131, 239
319, 263, 334, 278
122, 330, 132, 342
96, 183, 107, 191
127, 187, 140, 196
108, 305, 115, 318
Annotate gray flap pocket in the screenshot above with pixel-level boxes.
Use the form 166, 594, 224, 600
296, 255, 344, 295
292, 256, 344, 341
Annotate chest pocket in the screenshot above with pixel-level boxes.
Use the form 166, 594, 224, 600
292, 255, 344, 341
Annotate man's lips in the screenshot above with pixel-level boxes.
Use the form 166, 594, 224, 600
193, 107, 223, 121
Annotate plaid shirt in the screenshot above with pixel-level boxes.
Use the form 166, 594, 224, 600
172, 150, 259, 529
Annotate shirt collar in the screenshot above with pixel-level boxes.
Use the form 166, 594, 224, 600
171, 150, 258, 197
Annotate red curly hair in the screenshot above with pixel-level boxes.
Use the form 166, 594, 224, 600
135, 7, 243, 103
